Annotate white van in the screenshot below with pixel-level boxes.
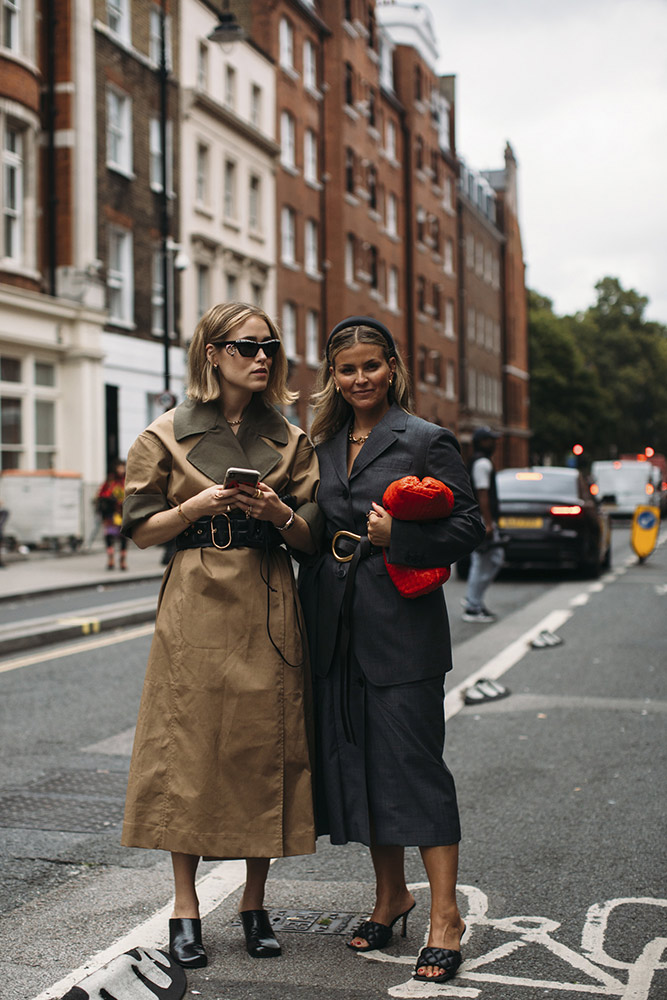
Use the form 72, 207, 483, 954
591, 460, 655, 516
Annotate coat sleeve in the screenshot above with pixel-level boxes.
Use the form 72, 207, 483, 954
387, 426, 485, 567
121, 431, 173, 537
284, 431, 324, 551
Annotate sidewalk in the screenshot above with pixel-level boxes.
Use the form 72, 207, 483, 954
0, 541, 165, 603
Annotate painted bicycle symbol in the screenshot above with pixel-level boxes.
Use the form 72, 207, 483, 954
360, 884, 667, 998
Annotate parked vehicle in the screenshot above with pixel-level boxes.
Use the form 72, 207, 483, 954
495, 466, 611, 577
590, 460, 657, 517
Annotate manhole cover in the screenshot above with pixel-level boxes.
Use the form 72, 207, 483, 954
0, 770, 127, 833
231, 910, 362, 935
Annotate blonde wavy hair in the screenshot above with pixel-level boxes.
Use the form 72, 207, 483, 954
186, 302, 297, 406
310, 324, 413, 443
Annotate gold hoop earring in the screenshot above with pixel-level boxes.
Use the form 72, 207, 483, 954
335, 384, 340, 394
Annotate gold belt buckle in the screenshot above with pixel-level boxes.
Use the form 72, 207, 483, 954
211, 512, 232, 550
331, 530, 361, 563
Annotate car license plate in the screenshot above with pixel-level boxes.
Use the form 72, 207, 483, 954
498, 516, 544, 529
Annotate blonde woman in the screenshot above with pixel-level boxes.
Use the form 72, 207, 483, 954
121, 303, 322, 968
299, 317, 484, 983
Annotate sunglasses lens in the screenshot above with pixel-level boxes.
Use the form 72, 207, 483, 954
235, 340, 260, 357
262, 340, 281, 358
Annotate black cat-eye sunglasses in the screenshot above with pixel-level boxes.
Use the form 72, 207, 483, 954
217, 339, 281, 359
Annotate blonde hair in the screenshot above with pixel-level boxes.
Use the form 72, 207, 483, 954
310, 324, 413, 443
186, 302, 297, 406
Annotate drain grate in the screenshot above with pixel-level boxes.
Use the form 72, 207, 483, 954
0, 770, 128, 833
231, 910, 362, 935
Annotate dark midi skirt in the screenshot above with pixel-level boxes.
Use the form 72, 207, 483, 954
314, 652, 461, 847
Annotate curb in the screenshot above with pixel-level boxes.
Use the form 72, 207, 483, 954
0, 602, 156, 656
0, 572, 165, 606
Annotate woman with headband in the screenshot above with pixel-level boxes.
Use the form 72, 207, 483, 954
298, 317, 484, 983
120, 302, 322, 968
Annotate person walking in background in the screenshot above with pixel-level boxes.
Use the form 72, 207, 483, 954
299, 317, 484, 984
96, 459, 128, 570
120, 302, 321, 970
462, 426, 504, 623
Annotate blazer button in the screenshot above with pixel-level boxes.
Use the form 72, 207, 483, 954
336, 565, 347, 578
342, 488, 349, 499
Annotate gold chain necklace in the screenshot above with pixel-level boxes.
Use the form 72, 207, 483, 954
226, 416, 243, 426
348, 427, 371, 445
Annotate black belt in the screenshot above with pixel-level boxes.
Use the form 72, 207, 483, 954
329, 531, 381, 744
175, 514, 282, 552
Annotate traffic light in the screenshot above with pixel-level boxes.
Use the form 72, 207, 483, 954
572, 444, 584, 456
645, 446, 655, 458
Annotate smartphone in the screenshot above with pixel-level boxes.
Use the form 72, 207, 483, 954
223, 467, 261, 490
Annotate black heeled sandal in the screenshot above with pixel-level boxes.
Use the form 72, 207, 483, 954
169, 917, 208, 968
413, 922, 466, 982
240, 909, 282, 958
347, 901, 416, 952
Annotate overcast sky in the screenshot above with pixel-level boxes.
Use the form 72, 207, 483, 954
421, 0, 667, 323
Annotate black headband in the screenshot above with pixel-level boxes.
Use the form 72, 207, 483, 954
325, 316, 397, 362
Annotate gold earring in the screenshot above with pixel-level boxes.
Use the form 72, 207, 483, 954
389, 375, 394, 385
335, 384, 340, 393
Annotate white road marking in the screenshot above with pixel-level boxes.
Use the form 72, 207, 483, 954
30, 859, 251, 1000
0, 623, 154, 674
570, 593, 590, 606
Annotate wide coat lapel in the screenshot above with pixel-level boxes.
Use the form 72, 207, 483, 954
173, 396, 287, 484
349, 404, 409, 479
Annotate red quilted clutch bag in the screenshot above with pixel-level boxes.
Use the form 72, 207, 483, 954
382, 476, 454, 599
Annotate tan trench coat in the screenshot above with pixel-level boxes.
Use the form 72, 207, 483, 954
120, 396, 321, 859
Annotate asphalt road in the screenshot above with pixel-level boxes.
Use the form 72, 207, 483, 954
1, 525, 665, 1000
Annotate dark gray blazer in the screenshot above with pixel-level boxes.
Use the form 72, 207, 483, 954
298, 405, 485, 687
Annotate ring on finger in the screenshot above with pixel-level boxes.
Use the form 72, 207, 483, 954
254, 487, 262, 499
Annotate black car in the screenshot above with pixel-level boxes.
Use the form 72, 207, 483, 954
495, 466, 611, 577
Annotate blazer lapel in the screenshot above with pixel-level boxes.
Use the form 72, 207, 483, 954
326, 424, 350, 487
174, 396, 287, 484
349, 404, 408, 479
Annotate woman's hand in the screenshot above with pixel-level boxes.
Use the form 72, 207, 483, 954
367, 501, 392, 548
234, 481, 293, 528
179, 483, 248, 522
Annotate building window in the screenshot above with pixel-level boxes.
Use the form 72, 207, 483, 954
432, 284, 441, 320
305, 219, 318, 275
467, 307, 475, 342
196, 263, 209, 318
280, 111, 296, 169
345, 234, 355, 284
279, 17, 294, 70
345, 147, 354, 193
386, 192, 397, 236
416, 206, 425, 244
385, 119, 396, 159
281, 300, 297, 358
476, 240, 484, 276
476, 311, 485, 345
417, 345, 427, 382
368, 87, 376, 127
2, 124, 23, 260
415, 135, 423, 172
466, 233, 474, 269
305, 310, 319, 366
445, 360, 456, 399
281, 206, 296, 265
251, 282, 263, 307
445, 298, 455, 338
195, 143, 208, 204
107, 0, 129, 42
2, 0, 20, 50
387, 266, 398, 311
226, 273, 238, 301
250, 84, 262, 128
108, 227, 133, 324
224, 159, 237, 220
444, 238, 454, 275
344, 62, 354, 106
35, 399, 56, 469
368, 165, 377, 210
369, 245, 378, 290
149, 118, 172, 192
431, 216, 440, 254
443, 177, 453, 211
149, 6, 172, 67
417, 275, 425, 314
303, 38, 316, 89
34, 361, 55, 387
151, 249, 164, 336
224, 64, 236, 109
249, 173, 261, 231
197, 41, 208, 90
431, 148, 440, 185
414, 64, 422, 102
106, 89, 132, 175
304, 129, 317, 184
0, 394, 21, 469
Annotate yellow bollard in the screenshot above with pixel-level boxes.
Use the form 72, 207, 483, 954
630, 504, 661, 561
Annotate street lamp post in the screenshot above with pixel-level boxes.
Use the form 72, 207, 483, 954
158, 0, 175, 410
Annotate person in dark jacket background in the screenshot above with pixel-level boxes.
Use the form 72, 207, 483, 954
462, 426, 504, 622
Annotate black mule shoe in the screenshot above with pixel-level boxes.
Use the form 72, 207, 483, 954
347, 902, 416, 952
413, 922, 466, 982
169, 917, 208, 968
240, 909, 281, 958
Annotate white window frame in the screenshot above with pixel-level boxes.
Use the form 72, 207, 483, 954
281, 300, 297, 358
197, 41, 209, 91
224, 158, 237, 221
281, 206, 296, 265
250, 83, 262, 129
304, 128, 317, 184
107, 0, 129, 43
445, 360, 456, 400
151, 249, 165, 336
249, 173, 261, 232
195, 142, 209, 206
149, 118, 173, 193
303, 38, 316, 89
106, 88, 132, 176
280, 111, 296, 170
305, 218, 318, 276
2, 0, 20, 51
386, 192, 397, 237
149, 6, 172, 68
279, 17, 294, 70
385, 119, 396, 160
226, 272, 238, 301
108, 226, 134, 325
444, 299, 455, 339
387, 266, 398, 311
305, 309, 319, 366
444, 238, 454, 276
2, 124, 23, 261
